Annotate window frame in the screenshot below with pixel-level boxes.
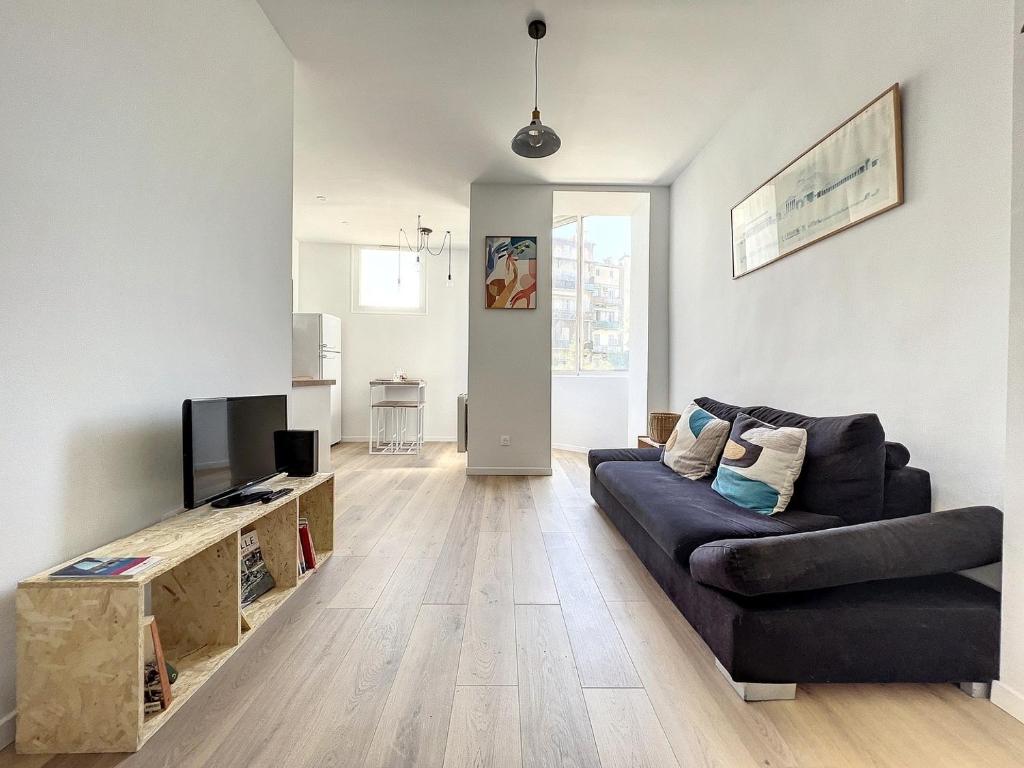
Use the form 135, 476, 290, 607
351, 245, 428, 315
551, 214, 630, 378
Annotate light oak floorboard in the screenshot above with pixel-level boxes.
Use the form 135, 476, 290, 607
544, 533, 640, 688
442, 686, 522, 768
583, 688, 681, 768
608, 599, 789, 768
577, 546, 648, 603
199, 608, 370, 768
423, 479, 486, 604
516, 604, 601, 768
363, 604, 466, 768
403, 468, 468, 560
279, 557, 437, 768
457, 532, 517, 685
510, 496, 559, 606
480, 475, 512, 533
368, 469, 446, 558
527, 475, 571, 533
327, 554, 401, 609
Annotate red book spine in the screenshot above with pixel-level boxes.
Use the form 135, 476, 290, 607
299, 525, 317, 569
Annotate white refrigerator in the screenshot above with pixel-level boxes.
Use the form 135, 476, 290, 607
292, 313, 342, 444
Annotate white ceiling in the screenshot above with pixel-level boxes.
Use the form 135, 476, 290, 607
257, 0, 801, 248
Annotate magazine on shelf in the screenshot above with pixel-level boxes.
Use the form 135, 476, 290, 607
240, 530, 275, 606
49, 556, 161, 579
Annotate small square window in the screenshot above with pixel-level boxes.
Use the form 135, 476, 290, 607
352, 247, 426, 314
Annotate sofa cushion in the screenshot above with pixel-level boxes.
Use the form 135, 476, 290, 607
689, 506, 1002, 597
743, 405, 886, 525
662, 401, 731, 480
588, 447, 663, 472
595, 459, 841, 566
884, 441, 911, 469
694, 396, 747, 423
712, 414, 808, 515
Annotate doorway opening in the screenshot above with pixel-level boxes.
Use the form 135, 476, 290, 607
551, 191, 651, 452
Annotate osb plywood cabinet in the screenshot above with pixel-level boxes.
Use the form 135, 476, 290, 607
15, 472, 335, 754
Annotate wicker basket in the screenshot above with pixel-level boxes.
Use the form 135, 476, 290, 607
648, 411, 681, 444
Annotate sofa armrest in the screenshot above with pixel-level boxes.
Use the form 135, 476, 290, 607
588, 447, 663, 472
689, 506, 1002, 597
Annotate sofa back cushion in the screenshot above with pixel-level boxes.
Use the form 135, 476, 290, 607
743, 405, 885, 524
694, 396, 746, 423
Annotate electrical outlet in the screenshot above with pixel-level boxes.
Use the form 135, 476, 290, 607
500, 435, 511, 446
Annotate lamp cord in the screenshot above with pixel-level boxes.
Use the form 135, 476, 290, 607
534, 38, 539, 110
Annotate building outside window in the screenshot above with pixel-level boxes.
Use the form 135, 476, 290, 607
552, 215, 630, 374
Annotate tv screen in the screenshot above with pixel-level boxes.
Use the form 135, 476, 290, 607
183, 395, 287, 508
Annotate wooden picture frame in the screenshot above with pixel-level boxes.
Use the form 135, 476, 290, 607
731, 84, 904, 278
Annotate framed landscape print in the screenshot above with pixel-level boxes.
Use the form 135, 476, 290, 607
731, 84, 903, 278
485, 235, 537, 309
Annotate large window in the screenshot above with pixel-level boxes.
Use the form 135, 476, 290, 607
352, 247, 426, 314
552, 215, 631, 374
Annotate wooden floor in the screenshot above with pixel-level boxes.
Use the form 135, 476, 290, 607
4, 442, 1024, 767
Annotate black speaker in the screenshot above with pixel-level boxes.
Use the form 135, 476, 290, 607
274, 430, 318, 477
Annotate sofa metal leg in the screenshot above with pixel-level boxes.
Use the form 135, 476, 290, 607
715, 659, 797, 702
958, 682, 991, 699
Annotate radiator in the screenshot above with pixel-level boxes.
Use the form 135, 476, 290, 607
457, 393, 468, 452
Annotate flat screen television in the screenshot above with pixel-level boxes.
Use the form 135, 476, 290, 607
182, 394, 287, 509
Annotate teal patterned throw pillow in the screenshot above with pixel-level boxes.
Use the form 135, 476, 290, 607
662, 401, 731, 480
712, 414, 808, 515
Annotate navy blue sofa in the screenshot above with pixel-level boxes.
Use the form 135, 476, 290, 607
589, 397, 1002, 693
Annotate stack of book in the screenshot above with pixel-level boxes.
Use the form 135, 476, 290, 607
298, 517, 317, 574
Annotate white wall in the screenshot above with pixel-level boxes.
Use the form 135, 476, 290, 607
668, 2, 1012, 514
552, 377, 629, 452
295, 242, 468, 441
995, 0, 1024, 726
468, 185, 554, 474
0, 0, 293, 746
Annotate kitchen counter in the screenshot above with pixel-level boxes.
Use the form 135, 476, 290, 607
289, 382, 333, 469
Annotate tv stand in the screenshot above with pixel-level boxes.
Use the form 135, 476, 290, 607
15, 472, 335, 754
211, 486, 272, 508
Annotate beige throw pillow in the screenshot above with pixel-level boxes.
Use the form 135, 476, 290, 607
662, 401, 731, 480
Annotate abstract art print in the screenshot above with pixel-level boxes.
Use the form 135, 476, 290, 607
485, 235, 538, 309
731, 84, 903, 278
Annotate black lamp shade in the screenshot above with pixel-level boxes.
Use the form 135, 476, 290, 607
512, 117, 561, 158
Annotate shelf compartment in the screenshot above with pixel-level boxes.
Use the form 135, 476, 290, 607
151, 532, 241, 660
140, 643, 236, 744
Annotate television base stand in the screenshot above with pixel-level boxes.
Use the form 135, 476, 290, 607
211, 486, 273, 509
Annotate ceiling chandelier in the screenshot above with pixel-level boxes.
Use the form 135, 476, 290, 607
511, 19, 561, 158
399, 214, 453, 282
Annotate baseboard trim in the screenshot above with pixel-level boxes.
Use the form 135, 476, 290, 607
552, 443, 589, 454
0, 710, 14, 750
992, 680, 1024, 724
466, 466, 552, 476
338, 436, 456, 443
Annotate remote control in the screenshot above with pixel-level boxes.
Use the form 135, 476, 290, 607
261, 488, 293, 503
